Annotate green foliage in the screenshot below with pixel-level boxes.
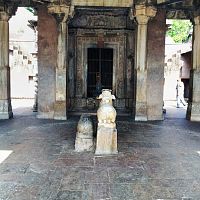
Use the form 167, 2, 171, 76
167, 20, 192, 43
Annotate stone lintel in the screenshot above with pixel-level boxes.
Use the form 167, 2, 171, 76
73, 0, 132, 7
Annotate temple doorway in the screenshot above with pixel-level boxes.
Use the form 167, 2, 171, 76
87, 48, 113, 98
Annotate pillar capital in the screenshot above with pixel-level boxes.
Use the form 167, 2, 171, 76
0, 4, 17, 21
194, 16, 200, 26
134, 4, 157, 25
0, 11, 9, 21
47, 3, 71, 23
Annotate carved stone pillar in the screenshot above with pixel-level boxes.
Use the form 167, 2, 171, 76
133, 5, 157, 121
0, 9, 13, 119
187, 16, 200, 121
48, 4, 70, 120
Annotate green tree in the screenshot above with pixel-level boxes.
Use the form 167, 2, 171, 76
167, 20, 192, 43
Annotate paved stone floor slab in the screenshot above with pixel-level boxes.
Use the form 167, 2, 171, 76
0, 108, 200, 199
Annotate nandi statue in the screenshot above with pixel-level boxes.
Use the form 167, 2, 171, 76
97, 89, 116, 125
95, 89, 118, 155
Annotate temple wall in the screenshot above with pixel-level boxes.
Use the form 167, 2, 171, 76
147, 10, 166, 120
37, 6, 57, 118
68, 9, 135, 113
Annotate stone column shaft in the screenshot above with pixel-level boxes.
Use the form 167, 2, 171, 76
0, 11, 13, 119
193, 16, 200, 70
134, 5, 156, 121
54, 22, 67, 120
187, 16, 200, 121
48, 4, 70, 120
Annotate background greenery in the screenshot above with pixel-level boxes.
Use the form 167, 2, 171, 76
167, 20, 193, 43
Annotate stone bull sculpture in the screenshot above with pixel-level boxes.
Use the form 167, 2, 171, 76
97, 89, 116, 124
95, 89, 118, 155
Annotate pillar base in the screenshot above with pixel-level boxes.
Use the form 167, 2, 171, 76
135, 102, 148, 121
187, 102, 200, 121
53, 101, 67, 120
0, 99, 13, 119
135, 116, 148, 121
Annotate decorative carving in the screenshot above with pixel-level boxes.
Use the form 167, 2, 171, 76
75, 114, 94, 152
70, 10, 128, 29
133, 4, 157, 25
47, 3, 70, 23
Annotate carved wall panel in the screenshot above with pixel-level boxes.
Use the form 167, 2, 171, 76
68, 9, 135, 113
68, 33, 134, 111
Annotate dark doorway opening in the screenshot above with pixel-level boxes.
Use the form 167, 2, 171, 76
87, 48, 113, 97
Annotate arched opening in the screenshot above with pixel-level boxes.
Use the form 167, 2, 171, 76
9, 7, 38, 116
163, 19, 193, 119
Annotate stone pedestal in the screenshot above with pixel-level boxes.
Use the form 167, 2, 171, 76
95, 89, 118, 155
75, 114, 94, 152
0, 10, 13, 119
95, 124, 118, 155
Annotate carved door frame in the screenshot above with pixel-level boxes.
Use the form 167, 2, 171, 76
76, 35, 125, 100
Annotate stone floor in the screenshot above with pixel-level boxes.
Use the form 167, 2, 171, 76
0, 106, 200, 200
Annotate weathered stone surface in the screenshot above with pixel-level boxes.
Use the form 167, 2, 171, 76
95, 125, 118, 155
37, 6, 57, 119
73, 0, 132, 7
95, 90, 118, 155
187, 16, 200, 121
134, 5, 157, 121
1, 109, 200, 199
0, 10, 13, 119
147, 9, 166, 120
75, 114, 94, 152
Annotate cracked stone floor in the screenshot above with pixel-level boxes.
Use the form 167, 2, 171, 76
0, 106, 200, 200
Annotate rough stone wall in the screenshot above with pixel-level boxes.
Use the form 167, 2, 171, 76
37, 6, 57, 118
147, 9, 166, 120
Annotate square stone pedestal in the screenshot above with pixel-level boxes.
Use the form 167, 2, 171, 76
75, 137, 94, 152
95, 124, 118, 155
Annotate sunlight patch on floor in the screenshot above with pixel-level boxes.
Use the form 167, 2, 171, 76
0, 150, 13, 164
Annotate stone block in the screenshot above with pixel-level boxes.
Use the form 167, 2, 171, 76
95, 124, 118, 155
75, 114, 94, 152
